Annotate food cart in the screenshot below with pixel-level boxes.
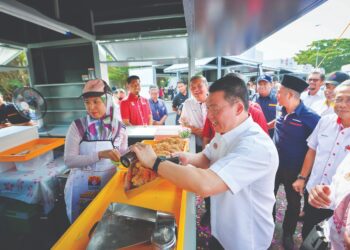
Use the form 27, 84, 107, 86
53, 127, 197, 249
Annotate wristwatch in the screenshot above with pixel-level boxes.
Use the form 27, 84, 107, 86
152, 156, 180, 173
152, 156, 165, 173
297, 174, 307, 181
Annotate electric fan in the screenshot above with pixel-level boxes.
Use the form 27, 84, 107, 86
12, 87, 47, 121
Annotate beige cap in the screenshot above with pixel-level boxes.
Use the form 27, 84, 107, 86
81, 79, 106, 97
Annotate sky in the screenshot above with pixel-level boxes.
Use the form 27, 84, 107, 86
255, 0, 350, 60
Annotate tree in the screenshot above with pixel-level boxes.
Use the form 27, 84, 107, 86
108, 66, 129, 89
294, 38, 350, 74
0, 52, 29, 100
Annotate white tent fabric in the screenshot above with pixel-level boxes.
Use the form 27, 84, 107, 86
163, 57, 216, 73
0, 46, 22, 65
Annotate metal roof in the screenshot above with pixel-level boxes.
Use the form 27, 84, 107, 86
0, 0, 326, 57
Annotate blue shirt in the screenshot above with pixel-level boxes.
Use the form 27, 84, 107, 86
172, 92, 189, 125
252, 92, 278, 138
149, 98, 168, 124
273, 102, 320, 172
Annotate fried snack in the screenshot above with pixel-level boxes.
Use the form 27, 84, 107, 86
126, 137, 187, 190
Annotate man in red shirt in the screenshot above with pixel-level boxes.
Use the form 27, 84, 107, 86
120, 75, 152, 126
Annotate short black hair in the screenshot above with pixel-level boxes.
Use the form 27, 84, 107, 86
209, 73, 249, 111
127, 75, 140, 84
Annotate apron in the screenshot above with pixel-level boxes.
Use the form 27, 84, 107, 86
64, 140, 116, 223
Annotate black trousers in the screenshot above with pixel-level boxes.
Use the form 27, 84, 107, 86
209, 236, 224, 250
274, 167, 301, 236
301, 190, 334, 239
204, 197, 210, 215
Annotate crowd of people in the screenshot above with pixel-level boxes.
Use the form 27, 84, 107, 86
3, 69, 348, 249
118, 71, 349, 249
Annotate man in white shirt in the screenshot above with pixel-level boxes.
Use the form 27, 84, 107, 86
308, 153, 350, 250
312, 71, 349, 116
180, 75, 208, 152
133, 73, 279, 250
301, 71, 325, 108
293, 79, 350, 239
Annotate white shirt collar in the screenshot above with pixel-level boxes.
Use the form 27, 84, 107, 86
221, 116, 253, 144
310, 89, 324, 98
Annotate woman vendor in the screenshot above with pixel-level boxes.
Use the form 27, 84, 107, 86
64, 79, 127, 222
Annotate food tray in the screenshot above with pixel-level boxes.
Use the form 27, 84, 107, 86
124, 138, 189, 198
0, 138, 65, 162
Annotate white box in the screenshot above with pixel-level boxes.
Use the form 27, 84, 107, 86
0, 126, 39, 152
15, 151, 53, 171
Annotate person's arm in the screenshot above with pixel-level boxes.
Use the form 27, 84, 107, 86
344, 230, 350, 249
187, 126, 203, 138
120, 100, 131, 126
158, 115, 168, 125
0, 122, 11, 128
122, 119, 131, 126
13, 121, 35, 126
172, 96, 178, 112
64, 122, 122, 168
64, 123, 100, 168
132, 143, 225, 197
145, 101, 153, 125
292, 148, 316, 194
202, 137, 210, 150
293, 118, 321, 193
249, 103, 268, 133
175, 151, 210, 169
159, 102, 168, 124
98, 149, 120, 162
267, 119, 276, 130
157, 162, 227, 197
308, 185, 331, 208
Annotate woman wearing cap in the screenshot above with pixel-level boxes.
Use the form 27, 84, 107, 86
64, 79, 128, 223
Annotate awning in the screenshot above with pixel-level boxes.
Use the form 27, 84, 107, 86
100, 36, 188, 62
163, 57, 216, 73
0, 46, 22, 65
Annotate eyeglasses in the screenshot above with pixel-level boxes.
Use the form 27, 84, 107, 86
207, 101, 238, 114
335, 97, 350, 105
308, 78, 321, 82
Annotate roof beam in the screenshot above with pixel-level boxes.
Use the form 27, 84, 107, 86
28, 38, 90, 49
0, 0, 95, 42
97, 28, 187, 42
94, 14, 184, 26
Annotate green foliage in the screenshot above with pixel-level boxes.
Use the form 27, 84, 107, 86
0, 52, 29, 100
157, 77, 169, 88
108, 66, 129, 89
294, 38, 350, 74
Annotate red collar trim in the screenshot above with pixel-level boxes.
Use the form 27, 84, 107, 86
127, 93, 140, 101
337, 117, 345, 130
337, 117, 342, 124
